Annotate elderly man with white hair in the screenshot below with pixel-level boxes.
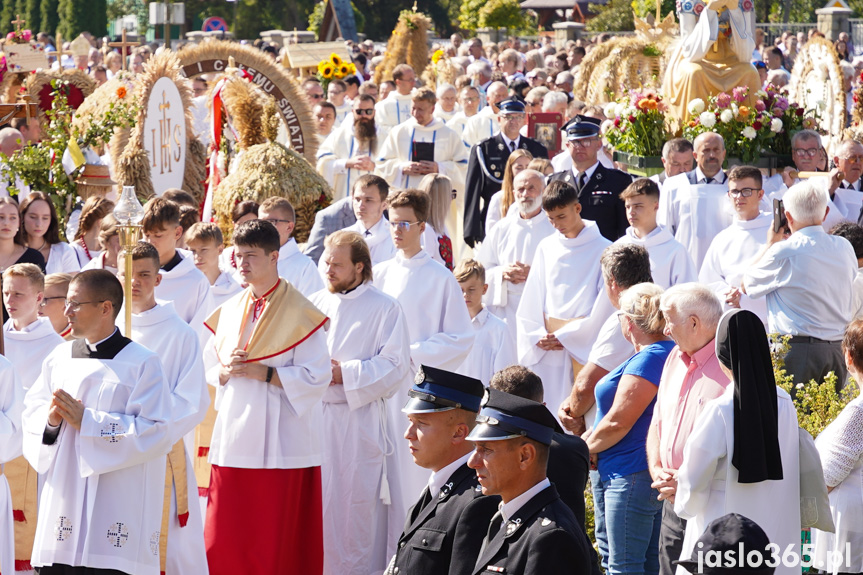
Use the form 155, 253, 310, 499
433, 83, 459, 123
646, 282, 730, 575
743, 180, 857, 386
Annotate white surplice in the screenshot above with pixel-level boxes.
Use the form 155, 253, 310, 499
456, 307, 516, 385
699, 213, 772, 324
515, 221, 611, 423
156, 249, 214, 333
309, 283, 411, 575
0, 357, 23, 575
203, 290, 331, 470
376, 118, 469, 193
375, 92, 414, 133
659, 175, 733, 269
674, 388, 801, 575
316, 121, 379, 201
23, 339, 173, 575
45, 242, 81, 275
117, 302, 208, 575
373, 250, 475, 511
343, 217, 396, 266
276, 239, 324, 298
613, 226, 697, 288
477, 208, 555, 342
3, 318, 63, 390
461, 107, 498, 148
445, 111, 475, 141
210, 271, 242, 310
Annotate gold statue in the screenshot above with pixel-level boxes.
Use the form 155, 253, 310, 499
662, 0, 761, 130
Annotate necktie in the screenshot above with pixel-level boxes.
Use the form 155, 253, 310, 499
577, 172, 587, 193
477, 509, 504, 561
509, 141, 515, 152
705, 176, 714, 184
364, 229, 372, 237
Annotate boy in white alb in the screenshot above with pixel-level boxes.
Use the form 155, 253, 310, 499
22, 270, 173, 575
699, 165, 772, 323
184, 222, 242, 310
374, 64, 416, 133
335, 174, 395, 266
613, 178, 696, 289
373, 189, 474, 512
2, 264, 61, 574
310, 230, 411, 575
142, 198, 213, 332
258, 197, 324, 297
116, 244, 209, 575
454, 259, 515, 383
516, 180, 611, 422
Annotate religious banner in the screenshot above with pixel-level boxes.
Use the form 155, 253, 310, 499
142, 76, 187, 194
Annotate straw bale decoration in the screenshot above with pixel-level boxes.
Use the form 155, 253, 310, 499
19, 69, 95, 117
112, 50, 206, 202
373, 10, 431, 85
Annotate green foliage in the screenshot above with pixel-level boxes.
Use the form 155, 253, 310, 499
58, 0, 106, 38
23, 0, 38, 34
0, 0, 16, 34
39, 0, 58, 36
773, 335, 860, 438
307, 0, 365, 38
587, 0, 635, 32
478, 0, 532, 31
458, 0, 485, 31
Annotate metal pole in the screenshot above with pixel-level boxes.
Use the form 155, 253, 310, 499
119, 225, 141, 338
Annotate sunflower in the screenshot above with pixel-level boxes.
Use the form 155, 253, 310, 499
330, 53, 343, 67
339, 65, 350, 77
321, 65, 334, 79
431, 49, 444, 64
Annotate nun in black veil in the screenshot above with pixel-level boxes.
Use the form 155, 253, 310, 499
670, 309, 801, 575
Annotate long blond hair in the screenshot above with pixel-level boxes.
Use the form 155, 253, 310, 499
418, 174, 452, 236
501, 149, 534, 218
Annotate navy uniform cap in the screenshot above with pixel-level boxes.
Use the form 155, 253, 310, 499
402, 365, 485, 414
467, 388, 559, 446
497, 98, 526, 115
564, 114, 601, 141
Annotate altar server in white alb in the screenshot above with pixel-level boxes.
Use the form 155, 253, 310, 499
461, 81, 508, 147
373, 189, 474, 512
116, 243, 209, 575
477, 169, 555, 340
659, 132, 732, 269
2, 264, 63, 574
310, 230, 411, 575
699, 165, 772, 323
613, 178, 696, 289
257, 197, 324, 298
0, 347, 23, 575
516, 180, 611, 423
202, 220, 330, 575
376, 87, 469, 194
142, 198, 213, 331
453, 259, 515, 384
334, 174, 395, 266
183, 223, 242, 311
375, 64, 416, 133
22, 270, 173, 575
317, 94, 383, 202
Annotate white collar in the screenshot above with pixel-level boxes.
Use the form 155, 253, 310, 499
501, 132, 520, 151
428, 452, 472, 498
695, 167, 726, 184
501, 477, 551, 523
842, 180, 861, 191
279, 238, 300, 260
571, 161, 599, 182
86, 327, 118, 352
472, 307, 490, 326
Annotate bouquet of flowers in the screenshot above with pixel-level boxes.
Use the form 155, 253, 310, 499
603, 90, 672, 157
316, 53, 356, 92
762, 84, 819, 157
683, 86, 784, 164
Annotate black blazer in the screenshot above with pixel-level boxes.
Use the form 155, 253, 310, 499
387, 462, 500, 575
463, 134, 548, 247
471, 484, 594, 575
548, 163, 632, 241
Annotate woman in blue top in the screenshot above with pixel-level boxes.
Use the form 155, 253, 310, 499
585, 282, 675, 575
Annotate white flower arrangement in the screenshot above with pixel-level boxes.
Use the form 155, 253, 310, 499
699, 111, 716, 128
742, 126, 757, 139
688, 98, 705, 115
720, 109, 734, 123
770, 118, 783, 133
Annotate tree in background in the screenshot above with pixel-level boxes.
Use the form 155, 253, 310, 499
56, 0, 106, 38
24, 0, 39, 34
40, 0, 58, 35
459, 0, 535, 33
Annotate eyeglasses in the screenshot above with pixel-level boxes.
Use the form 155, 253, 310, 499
793, 147, 819, 158
329, 90, 344, 96
354, 108, 375, 116
840, 155, 863, 164
388, 220, 422, 231
570, 137, 598, 148
41, 296, 65, 307
462, 97, 478, 103
451, 190, 458, 200
729, 188, 760, 197
501, 113, 525, 121
64, 299, 107, 312
308, 93, 324, 100
263, 218, 292, 225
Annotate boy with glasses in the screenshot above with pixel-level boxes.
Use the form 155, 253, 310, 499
257, 197, 323, 297
373, 189, 474, 515
327, 79, 351, 127
700, 165, 772, 324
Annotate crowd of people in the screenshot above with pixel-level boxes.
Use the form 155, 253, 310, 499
0, 23, 862, 575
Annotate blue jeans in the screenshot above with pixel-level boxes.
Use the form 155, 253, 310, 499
591, 468, 663, 575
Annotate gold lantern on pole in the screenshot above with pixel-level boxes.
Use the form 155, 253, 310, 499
112, 186, 145, 337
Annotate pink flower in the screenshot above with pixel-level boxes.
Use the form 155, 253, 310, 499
732, 86, 747, 103
5, 32, 14, 41
774, 96, 789, 111
753, 121, 762, 131
628, 115, 636, 123
773, 109, 784, 118
754, 100, 766, 112
21, 29, 31, 42
716, 92, 732, 109
614, 118, 621, 128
